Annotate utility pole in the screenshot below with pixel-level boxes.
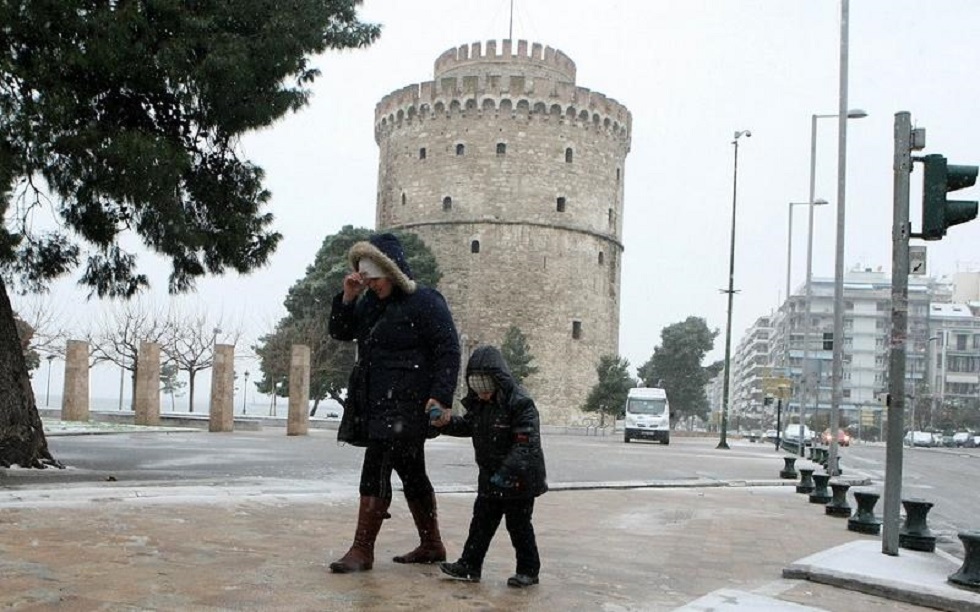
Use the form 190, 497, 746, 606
883, 111, 915, 556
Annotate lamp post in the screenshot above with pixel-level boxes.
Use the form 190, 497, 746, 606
798, 108, 867, 457
718, 129, 751, 451
242, 370, 249, 415
44, 354, 55, 406
785, 199, 827, 398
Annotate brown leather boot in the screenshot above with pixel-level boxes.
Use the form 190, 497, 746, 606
329, 496, 389, 573
392, 493, 446, 564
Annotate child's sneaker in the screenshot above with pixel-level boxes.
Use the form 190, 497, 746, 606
506, 574, 539, 588
439, 560, 481, 582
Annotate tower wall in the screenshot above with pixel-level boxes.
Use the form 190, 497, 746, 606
373, 40, 631, 424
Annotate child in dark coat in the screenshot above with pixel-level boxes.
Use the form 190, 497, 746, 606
433, 345, 548, 588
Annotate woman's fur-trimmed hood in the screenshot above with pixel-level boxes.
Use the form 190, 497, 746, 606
347, 233, 417, 294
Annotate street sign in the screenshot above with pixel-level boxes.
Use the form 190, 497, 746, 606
763, 376, 792, 399
909, 245, 927, 275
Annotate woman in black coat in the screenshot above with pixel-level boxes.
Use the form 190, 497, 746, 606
327, 233, 460, 574
435, 344, 547, 588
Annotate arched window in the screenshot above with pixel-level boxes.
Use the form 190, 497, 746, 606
565, 148, 573, 163
496, 142, 507, 155
598, 251, 604, 265
470, 240, 480, 253
401, 192, 406, 206
556, 197, 567, 212
419, 147, 427, 160
456, 143, 465, 156
616, 167, 621, 182
442, 196, 452, 211
572, 321, 582, 340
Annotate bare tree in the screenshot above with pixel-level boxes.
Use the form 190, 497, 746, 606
162, 308, 240, 413
10, 295, 72, 359
88, 300, 169, 411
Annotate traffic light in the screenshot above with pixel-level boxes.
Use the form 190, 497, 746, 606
822, 332, 834, 351
920, 153, 979, 240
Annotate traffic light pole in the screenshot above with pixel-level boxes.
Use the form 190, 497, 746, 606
883, 111, 912, 556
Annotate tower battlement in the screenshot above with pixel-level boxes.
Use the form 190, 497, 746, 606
434, 39, 576, 83
374, 82, 631, 148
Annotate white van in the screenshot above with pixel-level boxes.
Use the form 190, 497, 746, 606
623, 387, 670, 444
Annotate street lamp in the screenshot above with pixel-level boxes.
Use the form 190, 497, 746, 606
44, 354, 55, 406
799, 108, 867, 458
242, 370, 250, 415
784, 199, 827, 415
718, 128, 751, 451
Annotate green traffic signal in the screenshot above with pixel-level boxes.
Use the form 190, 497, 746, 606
920, 153, 979, 240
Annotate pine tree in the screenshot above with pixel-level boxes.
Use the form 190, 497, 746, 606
500, 326, 539, 386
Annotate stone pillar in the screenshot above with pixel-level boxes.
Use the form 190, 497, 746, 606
61, 340, 90, 422
209, 343, 235, 433
134, 341, 161, 426
287, 345, 311, 436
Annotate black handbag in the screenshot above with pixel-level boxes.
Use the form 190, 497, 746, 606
337, 363, 368, 447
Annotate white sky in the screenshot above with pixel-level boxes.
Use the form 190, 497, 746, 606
22, 0, 980, 400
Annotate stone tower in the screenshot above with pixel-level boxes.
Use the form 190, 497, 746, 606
373, 40, 632, 424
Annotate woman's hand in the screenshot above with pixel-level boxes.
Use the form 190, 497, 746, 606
342, 272, 365, 304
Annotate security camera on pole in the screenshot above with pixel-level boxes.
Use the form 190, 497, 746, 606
882, 111, 978, 557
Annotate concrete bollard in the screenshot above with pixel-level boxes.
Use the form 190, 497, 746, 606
61, 340, 90, 422
948, 531, 980, 592
287, 345, 310, 436
825, 482, 852, 517
899, 498, 937, 552
779, 456, 798, 479
809, 473, 832, 504
209, 344, 235, 433
796, 467, 815, 494
848, 491, 882, 535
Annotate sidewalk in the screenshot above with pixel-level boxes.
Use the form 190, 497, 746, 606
2, 423, 977, 610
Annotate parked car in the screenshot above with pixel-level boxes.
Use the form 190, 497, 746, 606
764, 429, 779, 443
953, 432, 973, 447
821, 428, 851, 446
783, 424, 814, 446
903, 430, 934, 447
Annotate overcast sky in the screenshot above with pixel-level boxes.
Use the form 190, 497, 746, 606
25, 0, 980, 402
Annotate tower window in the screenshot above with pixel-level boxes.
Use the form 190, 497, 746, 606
598, 251, 604, 265
608, 208, 614, 226
616, 168, 621, 182
572, 321, 582, 340
401, 192, 406, 206
565, 147, 573, 163
456, 143, 465, 156
470, 240, 480, 253
443, 196, 452, 211
496, 142, 507, 155
556, 197, 566, 212
419, 147, 427, 160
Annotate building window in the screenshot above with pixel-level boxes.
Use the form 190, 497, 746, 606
616, 168, 621, 182
598, 251, 604, 265
572, 321, 582, 340
556, 197, 566, 212
442, 196, 452, 211
456, 143, 465, 156
565, 147, 573, 163
470, 240, 480, 253
419, 147, 427, 160
496, 142, 506, 155
401, 192, 406, 206
608, 208, 614, 227
845, 301, 854, 310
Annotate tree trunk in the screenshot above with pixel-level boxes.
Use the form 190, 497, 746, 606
188, 371, 196, 413
0, 279, 60, 468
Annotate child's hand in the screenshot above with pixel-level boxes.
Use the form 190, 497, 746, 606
427, 399, 451, 427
